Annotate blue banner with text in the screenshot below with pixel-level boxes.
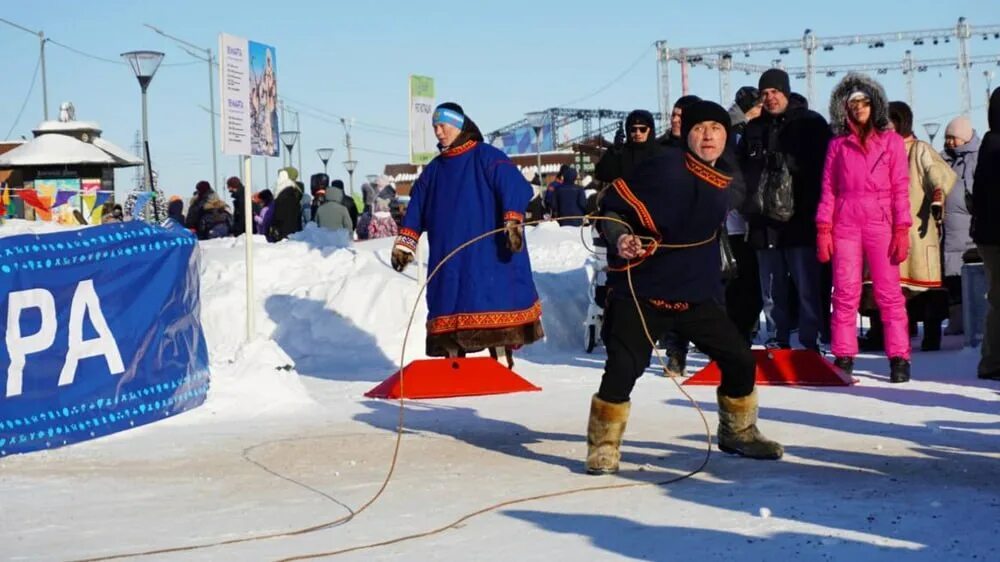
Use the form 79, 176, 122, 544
0, 222, 210, 456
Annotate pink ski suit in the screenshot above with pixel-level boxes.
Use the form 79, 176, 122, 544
817, 129, 912, 359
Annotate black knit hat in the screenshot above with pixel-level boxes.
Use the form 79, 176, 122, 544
759, 68, 791, 96
625, 109, 655, 130
681, 101, 732, 144
673, 95, 702, 112
735, 86, 760, 112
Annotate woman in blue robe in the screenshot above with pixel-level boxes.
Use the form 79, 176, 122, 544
391, 103, 543, 360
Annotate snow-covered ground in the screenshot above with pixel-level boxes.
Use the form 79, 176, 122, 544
1, 219, 998, 562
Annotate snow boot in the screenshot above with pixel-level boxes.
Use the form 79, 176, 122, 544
833, 356, 854, 376
586, 394, 630, 474
889, 357, 910, 383
717, 389, 784, 460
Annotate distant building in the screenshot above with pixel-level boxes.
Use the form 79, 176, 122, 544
0, 103, 141, 221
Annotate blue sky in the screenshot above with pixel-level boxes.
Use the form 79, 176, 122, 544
1, 0, 997, 200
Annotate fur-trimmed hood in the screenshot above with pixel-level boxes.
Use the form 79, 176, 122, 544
829, 72, 891, 136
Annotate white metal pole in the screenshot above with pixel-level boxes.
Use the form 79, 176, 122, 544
295, 111, 302, 175
207, 50, 219, 189
39, 31, 49, 121
803, 29, 817, 108
243, 155, 255, 342
904, 50, 915, 110
280, 103, 288, 167
957, 17, 973, 115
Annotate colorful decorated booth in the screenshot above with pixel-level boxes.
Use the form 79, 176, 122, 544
0, 102, 142, 225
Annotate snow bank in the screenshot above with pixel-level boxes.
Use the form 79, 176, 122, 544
194, 221, 594, 413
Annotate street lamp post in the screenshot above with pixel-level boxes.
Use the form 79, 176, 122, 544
343, 159, 358, 197
280, 130, 300, 168
923, 122, 941, 147
316, 148, 334, 174
525, 111, 547, 191
121, 50, 165, 221
144, 24, 218, 190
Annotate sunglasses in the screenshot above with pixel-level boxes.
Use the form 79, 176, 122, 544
629, 126, 650, 133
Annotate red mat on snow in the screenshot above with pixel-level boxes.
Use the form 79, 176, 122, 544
364, 357, 542, 399
683, 349, 855, 386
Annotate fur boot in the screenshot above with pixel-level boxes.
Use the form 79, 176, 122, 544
717, 389, 784, 460
586, 394, 630, 474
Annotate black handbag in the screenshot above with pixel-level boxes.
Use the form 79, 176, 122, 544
756, 155, 795, 222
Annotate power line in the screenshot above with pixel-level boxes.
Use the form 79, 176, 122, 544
279, 94, 407, 135
922, 103, 988, 122
555, 44, 653, 107
352, 145, 408, 158
5, 53, 41, 139
46, 38, 199, 67
293, 104, 407, 138
46, 39, 124, 65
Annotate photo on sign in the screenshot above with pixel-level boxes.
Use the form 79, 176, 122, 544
248, 41, 279, 157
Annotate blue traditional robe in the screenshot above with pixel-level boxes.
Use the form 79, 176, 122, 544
397, 140, 541, 337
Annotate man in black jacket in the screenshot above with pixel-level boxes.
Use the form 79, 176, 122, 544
595, 109, 667, 183
973, 86, 1000, 380
586, 101, 783, 476
226, 176, 257, 237
550, 166, 587, 226
738, 68, 832, 351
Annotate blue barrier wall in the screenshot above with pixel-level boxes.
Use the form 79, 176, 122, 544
0, 222, 210, 456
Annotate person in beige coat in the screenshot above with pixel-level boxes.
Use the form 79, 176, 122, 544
891, 102, 957, 350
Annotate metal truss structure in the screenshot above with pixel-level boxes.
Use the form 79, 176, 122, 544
656, 17, 1000, 116
486, 108, 666, 150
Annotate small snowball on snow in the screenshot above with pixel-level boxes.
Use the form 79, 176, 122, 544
758, 507, 772, 518
874, 444, 883, 450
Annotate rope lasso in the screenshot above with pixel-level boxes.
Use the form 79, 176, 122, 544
276, 215, 715, 561
69, 214, 716, 562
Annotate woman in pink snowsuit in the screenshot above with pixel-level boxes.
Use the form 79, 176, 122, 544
816, 73, 912, 382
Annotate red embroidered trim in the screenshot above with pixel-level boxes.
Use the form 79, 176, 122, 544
427, 300, 542, 335
611, 178, 659, 235
900, 277, 943, 288
685, 153, 732, 189
648, 298, 691, 312
441, 140, 478, 158
396, 227, 419, 251
504, 211, 524, 222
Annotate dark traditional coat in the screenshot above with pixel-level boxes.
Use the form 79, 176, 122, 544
601, 148, 734, 303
